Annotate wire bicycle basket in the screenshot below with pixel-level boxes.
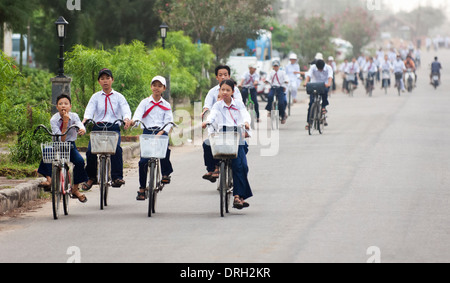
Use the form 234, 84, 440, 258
41, 142, 71, 164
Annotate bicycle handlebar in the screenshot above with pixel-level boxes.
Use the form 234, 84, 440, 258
34, 124, 80, 138
132, 120, 177, 134
84, 119, 125, 131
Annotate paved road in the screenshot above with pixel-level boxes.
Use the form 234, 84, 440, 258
0, 50, 449, 263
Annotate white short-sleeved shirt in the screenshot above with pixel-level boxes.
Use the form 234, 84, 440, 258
132, 96, 174, 133
84, 89, 132, 123
241, 72, 260, 88
267, 70, 289, 88
203, 85, 242, 110
50, 112, 85, 142
306, 64, 334, 83
206, 99, 251, 135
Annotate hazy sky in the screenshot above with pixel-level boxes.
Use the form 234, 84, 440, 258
389, 0, 450, 13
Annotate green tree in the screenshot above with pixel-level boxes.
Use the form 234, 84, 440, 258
288, 15, 335, 67
155, 0, 274, 61
331, 7, 379, 56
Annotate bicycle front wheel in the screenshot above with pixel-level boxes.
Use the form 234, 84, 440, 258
148, 161, 156, 217
99, 157, 107, 210
219, 162, 227, 217
51, 165, 62, 220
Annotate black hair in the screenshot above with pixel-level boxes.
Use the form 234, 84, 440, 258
220, 79, 235, 92
316, 59, 325, 70
215, 65, 231, 76
56, 94, 71, 104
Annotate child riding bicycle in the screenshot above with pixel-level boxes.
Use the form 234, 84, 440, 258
131, 76, 174, 201
81, 68, 133, 191
202, 80, 253, 209
304, 59, 333, 130
37, 94, 89, 203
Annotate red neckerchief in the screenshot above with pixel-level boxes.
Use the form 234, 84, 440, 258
102, 92, 117, 120
224, 102, 238, 125
272, 71, 281, 85
142, 99, 170, 118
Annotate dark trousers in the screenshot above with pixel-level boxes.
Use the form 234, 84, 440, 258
38, 142, 88, 185
241, 87, 260, 119
85, 124, 123, 181
307, 87, 329, 123
138, 129, 173, 188
231, 143, 252, 200
265, 87, 287, 119
203, 140, 220, 172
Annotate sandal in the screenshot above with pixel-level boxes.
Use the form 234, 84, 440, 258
111, 179, 126, 188
203, 172, 213, 180
136, 190, 147, 201
233, 196, 244, 210
211, 170, 220, 179
71, 192, 88, 203
81, 179, 96, 191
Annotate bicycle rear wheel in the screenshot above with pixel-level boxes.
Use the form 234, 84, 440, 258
51, 165, 61, 220
62, 165, 71, 216
318, 108, 325, 135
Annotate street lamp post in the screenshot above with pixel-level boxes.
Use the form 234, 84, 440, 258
159, 23, 170, 101
160, 23, 168, 49
50, 16, 72, 114
55, 16, 68, 78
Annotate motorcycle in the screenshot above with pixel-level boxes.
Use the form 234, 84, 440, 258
432, 72, 440, 89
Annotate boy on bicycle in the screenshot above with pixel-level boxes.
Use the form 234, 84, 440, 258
304, 59, 333, 130
202, 65, 243, 118
131, 76, 174, 201
38, 94, 89, 203
265, 60, 289, 124
82, 68, 132, 190
238, 63, 260, 122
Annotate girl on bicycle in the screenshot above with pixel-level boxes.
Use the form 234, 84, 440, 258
131, 76, 174, 201
202, 79, 253, 209
37, 94, 89, 203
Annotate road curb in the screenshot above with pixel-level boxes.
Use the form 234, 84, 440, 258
0, 143, 141, 215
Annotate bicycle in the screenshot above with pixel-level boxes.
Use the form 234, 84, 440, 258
395, 72, 403, 96
345, 73, 356, 97
133, 120, 176, 217
365, 72, 375, 97
381, 69, 390, 94
34, 124, 80, 220
242, 87, 257, 130
206, 124, 244, 217
84, 119, 123, 210
267, 85, 286, 130
306, 82, 327, 136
